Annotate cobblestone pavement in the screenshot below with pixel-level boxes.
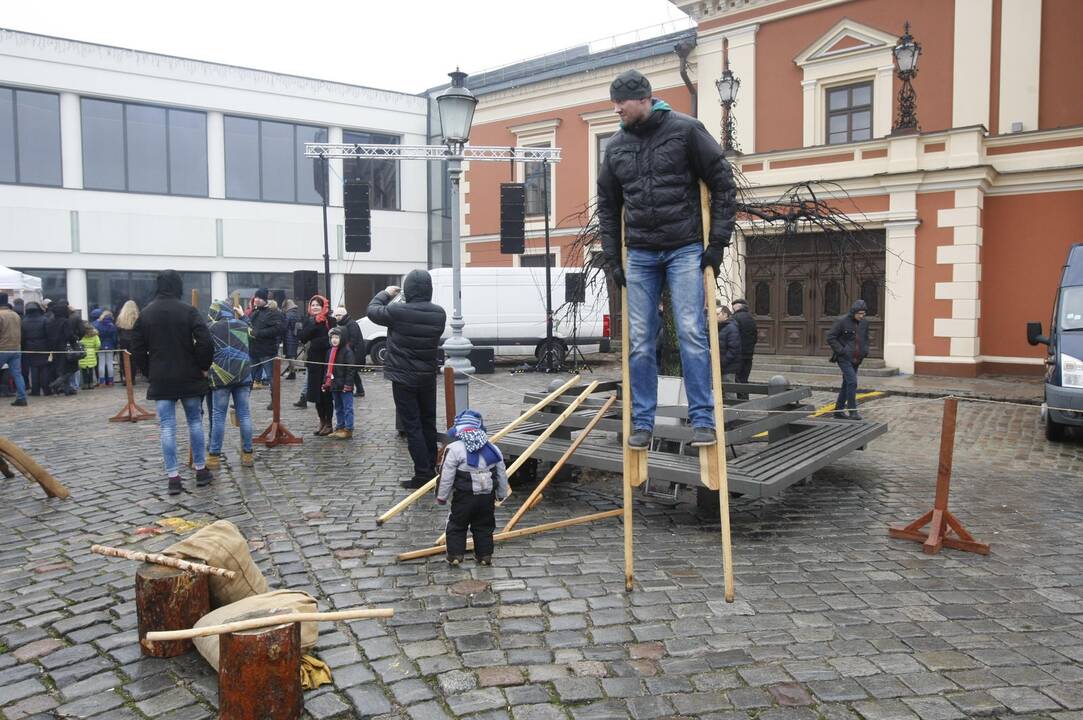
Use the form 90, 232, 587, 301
1, 366, 1082, 720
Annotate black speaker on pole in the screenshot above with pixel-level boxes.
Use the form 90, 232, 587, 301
344, 182, 371, 253
293, 270, 319, 302
565, 272, 585, 304
500, 183, 525, 255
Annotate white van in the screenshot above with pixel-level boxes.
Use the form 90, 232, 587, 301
358, 267, 611, 365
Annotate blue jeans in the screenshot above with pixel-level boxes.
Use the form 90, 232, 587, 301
210, 385, 253, 454
333, 391, 354, 430
836, 360, 858, 412
626, 243, 714, 431
157, 396, 206, 476
0, 352, 27, 401
249, 356, 266, 384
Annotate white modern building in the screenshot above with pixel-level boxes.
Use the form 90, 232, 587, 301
0, 28, 433, 315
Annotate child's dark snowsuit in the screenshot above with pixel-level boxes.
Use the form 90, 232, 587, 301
437, 438, 509, 561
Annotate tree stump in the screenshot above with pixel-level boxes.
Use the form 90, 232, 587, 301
219, 618, 302, 720
136, 563, 209, 657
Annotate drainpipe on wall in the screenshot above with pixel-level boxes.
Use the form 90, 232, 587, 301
674, 37, 698, 118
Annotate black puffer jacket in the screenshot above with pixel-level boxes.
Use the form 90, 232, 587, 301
45, 300, 80, 352
598, 102, 737, 260
827, 300, 870, 366
336, 313, 365, 362
732, 307, 758, 360
249, 304, 284, 358
130, 270, 214, 400
20, 302, 50, 367
367, 269, 446, 387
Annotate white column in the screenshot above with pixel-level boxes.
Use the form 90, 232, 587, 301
211, 271, 228, 301
934, 187, 983, 362
694, 35, 724, 148
65, 268, 87, 312
999, 0, 1042, 132
328, 126, 344, 208
330, 273, 346, 309
726, 24, 758, 153
873, 64, 895, 139
801, 80, 817, 147
207, 111, 225, 199
59, 92, 82, 189
953, 0, 993, 129
883, 189, 918, 374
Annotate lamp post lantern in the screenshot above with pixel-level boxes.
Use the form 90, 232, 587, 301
715, 66, 740, 153
892, 21, 922, 135
437, 69, 479, 414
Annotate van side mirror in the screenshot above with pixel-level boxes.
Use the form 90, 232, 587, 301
1027, 321, 1049, 346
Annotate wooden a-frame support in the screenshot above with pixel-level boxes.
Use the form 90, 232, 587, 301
109, 352, 155, 423
254, 357, 302, 447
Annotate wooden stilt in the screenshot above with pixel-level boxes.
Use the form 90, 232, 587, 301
109, 352, 155, 423
254, 358, 302, 447
0, 437, 70, 499
399, 509, 622, 561
700, 182, 736, 602
620, 226, 640, 592
889, 397, 990, 555
376, 374, 582, 525
502, 394, 617, 532
443, 365, 456, 429
219, 620, 302, 720
91, 544, 236, 578
136, 563, 209, 657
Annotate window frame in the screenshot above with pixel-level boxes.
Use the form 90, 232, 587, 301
523, 141, 553, 219
223, 114, 326, 205
0, 85, 63, 188
825, 81, 873, 146
341, 128, 402, 211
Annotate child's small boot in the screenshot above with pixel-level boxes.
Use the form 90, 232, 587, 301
447, 555, 463, 567
477, 557, 493, 567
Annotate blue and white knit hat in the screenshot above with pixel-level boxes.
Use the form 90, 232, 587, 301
449, 409, 496, 458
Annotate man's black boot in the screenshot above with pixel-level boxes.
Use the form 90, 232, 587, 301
690, 427, 717, 447
627, 429, 652, 449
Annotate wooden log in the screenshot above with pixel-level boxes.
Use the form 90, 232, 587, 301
0, 437, 70, 499
136, 563, 209, 657
219, 619, 301, 720
399, 509, 623, 561
502, 394, 617, 532
145, 608, 395, 642
91, 544, 236, 578
376, 373, 582, 525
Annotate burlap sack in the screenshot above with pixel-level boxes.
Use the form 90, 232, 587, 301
163, 520, 267, 607
192, 590, 319, 671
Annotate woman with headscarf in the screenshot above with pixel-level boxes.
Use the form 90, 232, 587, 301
115, 300, 140, 386
298, 295, 334, 436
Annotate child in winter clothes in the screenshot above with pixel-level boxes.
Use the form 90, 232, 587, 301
78, 325, 100, 388
436, 410, 510, 566
93, 310, 119, 386
322, 327, 356, 439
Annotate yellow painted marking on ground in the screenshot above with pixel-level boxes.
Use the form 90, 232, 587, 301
751, 391, 885, 438
157, 517, 208, 534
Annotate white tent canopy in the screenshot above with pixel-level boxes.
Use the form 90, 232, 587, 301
0, 265, 43, 300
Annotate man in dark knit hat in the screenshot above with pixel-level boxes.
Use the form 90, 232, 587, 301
249, 287, 283, 389
598, 68, 737, 449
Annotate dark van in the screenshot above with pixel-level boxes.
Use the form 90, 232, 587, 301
1028, 242, 1083, 441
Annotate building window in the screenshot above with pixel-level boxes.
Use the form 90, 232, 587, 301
224, 116, 325, 204
524, 143, 552, 217
85, 270, 209, 316
81, 98, 208, 195
0, 87, 62, 187
597, 132, 615, 175
342, 130, 400, 211
12, 268, 66, 301
520, 253, 556, 268
826, 82, 872, 145
227, 272, 294, 306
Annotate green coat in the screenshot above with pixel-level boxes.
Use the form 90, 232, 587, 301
79, 333, 100, 369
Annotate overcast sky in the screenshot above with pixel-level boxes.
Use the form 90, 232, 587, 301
3, 0, 692, 94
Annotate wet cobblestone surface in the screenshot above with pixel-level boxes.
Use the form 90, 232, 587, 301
1, 364, 1081, 719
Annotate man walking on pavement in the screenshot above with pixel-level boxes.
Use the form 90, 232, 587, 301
827, 299, 870, 420
131, 270, 215, 495
731, 298, 758, 400
248, 288, 283, 389
367, 270, 446, 489
597, 68, 737, 449
0, 293, 27, 406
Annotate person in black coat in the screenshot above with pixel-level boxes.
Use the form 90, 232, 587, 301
248, 288, 283, 389
716, 305, 742, 402
298, 295, 335, 436
282, 299, 302, 380
20, 301, 51, 396
731, 299, 757, 399
368, 269, 447, 488
45, 300, 80, 395
130, 270, 215, 495
332, 305, 366, 398
826, 299, 870, 420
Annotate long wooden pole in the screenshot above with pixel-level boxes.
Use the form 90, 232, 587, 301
376, 374, 582, 525
399, 509, 622, 561
503, 394, 616, 532
620, 222, 637, 592
700, 182, 735, 602
91, 544, 236, 579
144, 608, 395, 642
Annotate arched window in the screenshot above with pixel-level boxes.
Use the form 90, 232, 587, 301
823, 280, 841, 317
754, 281, 770, 316
787, 281, 804, 317
861, 279, 879, 316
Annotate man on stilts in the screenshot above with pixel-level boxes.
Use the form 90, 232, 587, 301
597, 69, 738, 448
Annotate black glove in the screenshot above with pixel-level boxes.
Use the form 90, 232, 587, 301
609, 264, 627, 288
700, 244, 725, 275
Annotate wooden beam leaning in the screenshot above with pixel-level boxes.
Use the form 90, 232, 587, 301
376, 374, 582, 525
502, 394, 617, 533
399, 509, 623, 561
700, 181, 736, 602
144, 608, 395, 642
91, 544, 237, 579
0, 437, 70, 499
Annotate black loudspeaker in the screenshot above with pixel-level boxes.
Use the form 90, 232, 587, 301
500, 183, 525, 254
313, 155, 327, 202
293, 270, 319, 302
437, 347, 495, 374
344, 182, 371, 253
565, 272, 585, 304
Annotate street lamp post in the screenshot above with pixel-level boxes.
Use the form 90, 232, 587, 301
715, 65, 741, 153
436, 70, 479, 414
891, 21, 922, 135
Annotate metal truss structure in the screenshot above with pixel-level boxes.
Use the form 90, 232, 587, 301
304, 143, 562, 163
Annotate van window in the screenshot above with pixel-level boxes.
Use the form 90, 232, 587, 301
1061, 286, 1083, 331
